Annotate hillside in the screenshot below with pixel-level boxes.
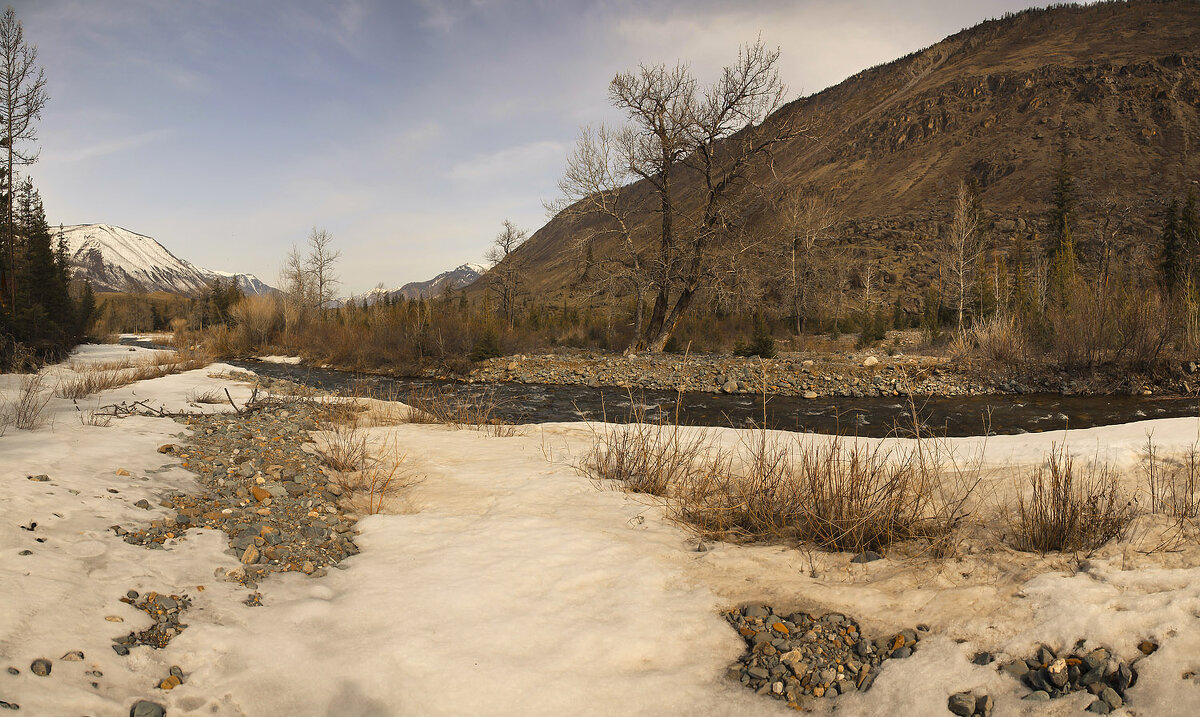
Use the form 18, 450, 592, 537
492, 0, 1200, 310
60, 223, 275, 296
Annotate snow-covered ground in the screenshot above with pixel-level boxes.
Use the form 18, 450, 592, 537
3, 346, 1200, 715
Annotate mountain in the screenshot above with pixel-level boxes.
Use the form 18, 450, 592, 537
58, 223, 276, 295
481, 0, 1200, 308
391, 263, 486, 300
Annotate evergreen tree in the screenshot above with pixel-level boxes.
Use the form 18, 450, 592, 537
1161, 198, 1183, 292
1182, 189, 1200, 284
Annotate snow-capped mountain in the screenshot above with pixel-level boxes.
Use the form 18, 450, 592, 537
391, 263, 486, 300
59, 224, 275, 295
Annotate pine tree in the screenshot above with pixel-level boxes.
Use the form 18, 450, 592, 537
1182, 189, 1200, 285
1161, 198, 1183, 292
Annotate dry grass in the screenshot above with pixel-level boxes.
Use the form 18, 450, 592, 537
186, 388, 227, 405
402, 386, 518, 436
1010, 444, 1133, 554
76, 402, 113, 427
673, 432, 978, 553
580, 418, 712, 496
12, 373, 53, 430
1143, 439, 1200, 529
959, 313, 1030, 365
313, 401, 422, 514
336, 436, 422, 514
55, 351, 210, 400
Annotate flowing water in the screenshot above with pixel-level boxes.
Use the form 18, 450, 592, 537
227, 359, 1200, 438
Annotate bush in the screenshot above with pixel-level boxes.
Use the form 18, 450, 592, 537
468, 331, 503, 362
1011, 444, 1131, 553
734, 334, 777, 358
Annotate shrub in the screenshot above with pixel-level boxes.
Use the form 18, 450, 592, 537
468, 331, 503, 362
1011, 444, 1131, 553
734, 334, 777, 359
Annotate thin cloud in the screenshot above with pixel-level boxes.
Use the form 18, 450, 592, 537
48, 128, 177, 164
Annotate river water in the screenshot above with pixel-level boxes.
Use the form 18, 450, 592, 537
227, 359, 1199, 438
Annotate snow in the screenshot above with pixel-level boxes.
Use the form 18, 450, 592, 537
255, 355, 303, 365
4, 348, 1200, 714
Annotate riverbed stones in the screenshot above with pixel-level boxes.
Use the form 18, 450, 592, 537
112, 591, 191, 652
29, 658, 50, 676
113, 400, 360, 584
1001, 643, 1144, 710
726, 605, 922, 707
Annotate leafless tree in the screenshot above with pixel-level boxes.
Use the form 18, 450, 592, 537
0, 6, 47, 312
609, 39, 806, 351
278, 245, 312, 335
551, 125, 650, 346
486, 219, 527, 329
944, 180, 983, 330
773, 186, 840, 333
305, 227, 340, 311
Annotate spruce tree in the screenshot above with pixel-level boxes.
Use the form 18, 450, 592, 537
1182, 189, 1200, 285
1161, 198, 1183, 292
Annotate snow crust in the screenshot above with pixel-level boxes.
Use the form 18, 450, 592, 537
254, 355, 303, 365
3, 348, 1200, 715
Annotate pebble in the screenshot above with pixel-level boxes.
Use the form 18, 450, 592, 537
726, 605, 921, 706
29, 659, 50, 677
1003, 643, 1141, 707
60, 651, 84, 661
850, 550, 883, 563
129, 700, 166, 717
27, 474, 49, 482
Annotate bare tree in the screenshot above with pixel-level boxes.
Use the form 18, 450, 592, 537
486, 219, 527, 329
551, 125, 650, 346
944, 180, 983, 330
278, 245, 312, 335
305, 227, 340, 311
773, 186, 840, 333
0, 6, 47, 312
609, 40, 806, 351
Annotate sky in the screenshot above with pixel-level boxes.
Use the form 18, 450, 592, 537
16, 0, 1047, 294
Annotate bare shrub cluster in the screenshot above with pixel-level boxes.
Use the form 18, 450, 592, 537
1143, 439, 1200, 526
579, 420, 712, 496
1010, 444, 1132, 553
11, 373, 53, 430
313, 402, 421, 514
54, 351, 210, 400
402, 387, 517, 436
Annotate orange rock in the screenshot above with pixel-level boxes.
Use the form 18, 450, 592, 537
159, 675, 181, 690
250, 486, 270, 502
115, 468, 131, 476
772, 622, 789, 634
739, 627, 757, 637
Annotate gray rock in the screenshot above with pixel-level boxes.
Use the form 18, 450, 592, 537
1100, 686, 1123, 709
971, 651, 994, 666
743, 605, 769, 619
1086, 699, 1112, 714
974, 693, 993, 716
947, 692, 975, 716
850, 550, 882, 563
129, 700, 166, 717
1022, 691, 1050, 701
134, 499, 151, 509
30, 658, 51, 676
60, 650, 84, 661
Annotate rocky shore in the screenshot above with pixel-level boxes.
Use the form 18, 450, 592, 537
464, 350, 1191, 399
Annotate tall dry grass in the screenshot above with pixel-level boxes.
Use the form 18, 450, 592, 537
12, 373, 54, 430
55, 350, 211, 400
1010, 443, 1132, 553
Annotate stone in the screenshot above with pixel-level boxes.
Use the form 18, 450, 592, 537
157, 444, 177, 454
947, 692, 975, 716
1100, 686, 1123, 709
1138, 640, 1158, 655
250, 486, 271, 502
60, 650, 84, 661
721, 379, 739, 393
129, 700, 166, 717
134, 499, 151, 509
116, 468, 131, 476
27, 474, 50, 482
971, 651, 994, 666
743, 605, 769, 619
1086, 699, 1112, 714
30, 658, 51, 676
1047, 657, 1068, 687
802, 391, 818, 399
1022, 691, 1050, 701
6, 667, 17, 675
862, 356, 879, 368
974, 694, 993, 716
240, 544, 260, 564
159, 675, 182, 690
850, 550, 883, 563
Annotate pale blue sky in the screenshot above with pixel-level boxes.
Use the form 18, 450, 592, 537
17, 0, 1042, 293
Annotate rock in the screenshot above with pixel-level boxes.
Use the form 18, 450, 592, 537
134, 499, 151, 509
862, 356, 879, 367
1086, 699, 1112, 714
129, 700, 166, 717
743, 605, 769, 619
974, 694, 993, 716
6, 667, 17, 675
27, 474, 49, 482
157, 444, 177, 454
250, 486, 271, 502
971, 652, 994, 666
60, 650, 84, 661
116, 468, 131, 476
1021, 691, 1050, 701
1047, 657, 1068, 687
947, 692, 975, 716
1100, 686, 1123, 709
159, 675, 182, 690
240, 544, 260, 564
30, 658, 51, 676
721, 379, 739, 393
851, 550, 883, 563
802, 391, 818, 399
1138, 639, 1158, 655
